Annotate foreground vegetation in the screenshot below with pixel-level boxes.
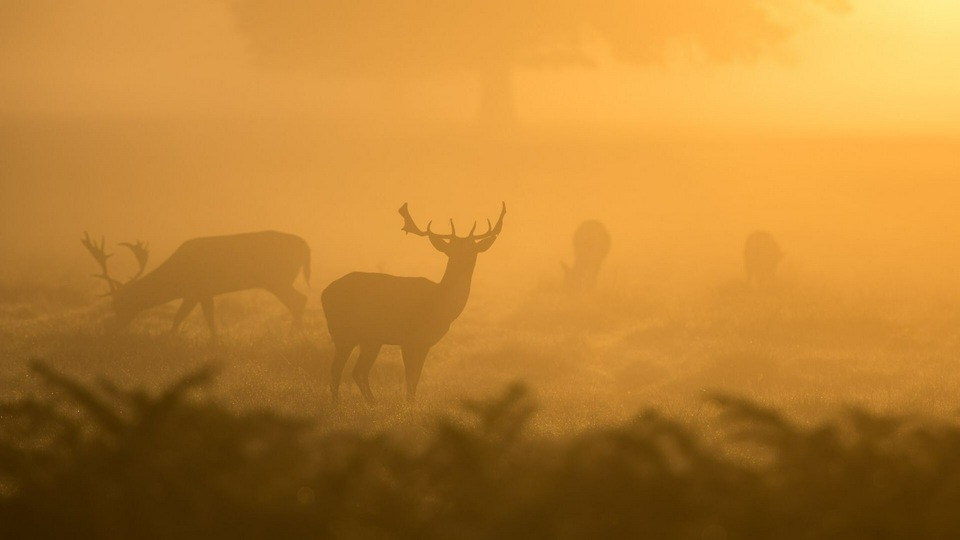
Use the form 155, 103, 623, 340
4, 359, 960, 539
3, 277, 960, 538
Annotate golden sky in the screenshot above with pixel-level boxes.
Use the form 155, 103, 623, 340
0, 0, 958, 134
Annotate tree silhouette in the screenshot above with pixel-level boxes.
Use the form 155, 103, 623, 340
231, 0, 850, 127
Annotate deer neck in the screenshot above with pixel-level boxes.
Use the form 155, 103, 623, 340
437, 256, 477, 320
118, 270, 177, 313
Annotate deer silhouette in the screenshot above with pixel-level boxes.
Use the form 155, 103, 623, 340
562, 220, 611, 292
322, 202, 506, 403
82, 231, 310, 340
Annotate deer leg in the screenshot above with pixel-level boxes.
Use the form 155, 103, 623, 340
270, 285, 307, 329
400, 345, 429, 402
352, 344, 382, 404
330, 342, 355, 404
171, 299, 198, 333
200, 297, 217, 341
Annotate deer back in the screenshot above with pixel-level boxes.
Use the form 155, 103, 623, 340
322, 272, 452, 347
116, 231, 308, 312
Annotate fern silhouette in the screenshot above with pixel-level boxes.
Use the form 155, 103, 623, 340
5, 365, 960, 539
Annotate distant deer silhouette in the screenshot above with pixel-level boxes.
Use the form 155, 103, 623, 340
563, 220, 611, 292
743, 231, 782, 287
82, 231, 310, 339
322, 202, 506, 403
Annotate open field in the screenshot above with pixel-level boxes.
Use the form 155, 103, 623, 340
4, 120, 960, 537
6, 1, 960, 535
5, 277, 960, 538
4, 274, 960, 427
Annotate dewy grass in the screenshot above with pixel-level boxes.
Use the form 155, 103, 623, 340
3, 357, 960, 539
0, 280, 959, 538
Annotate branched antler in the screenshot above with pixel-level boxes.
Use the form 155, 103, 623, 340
82, 233, 151, 294
81, 232, 120, 295
471, 202, 506, 240
398, 202, 506, 241
119, 241, 150, 281
399, 203, 456, 239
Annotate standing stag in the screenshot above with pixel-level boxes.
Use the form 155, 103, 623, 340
322, 202, 506, 403
82, 231, 310, 339
563, 220, 611, 292
743, 230, 782, 287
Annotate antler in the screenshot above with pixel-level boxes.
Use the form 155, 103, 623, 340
470, 202, 507, 240
119, 241, 150, 281
81, 232, 121, 295
82, 233, 151, 295
399, 202, 506, 241
399, 203, 457, 239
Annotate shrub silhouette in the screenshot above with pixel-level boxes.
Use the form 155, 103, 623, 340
4, 363, 960, 539
0, 360, 318, 539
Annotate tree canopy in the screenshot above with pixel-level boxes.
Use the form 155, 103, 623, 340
231, 0, 851, 124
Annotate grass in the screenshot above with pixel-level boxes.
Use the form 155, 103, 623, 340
3, 276, 960, 424
3, 276, 960, 538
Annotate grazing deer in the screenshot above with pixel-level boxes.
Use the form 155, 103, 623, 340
563, 220, 611, 292
744, 230, 782, 287
82, 231, 311, 339
322, 202, 506, 403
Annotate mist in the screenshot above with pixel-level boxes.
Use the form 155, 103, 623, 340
3, 0, 959, 292
4, 1, 960, 538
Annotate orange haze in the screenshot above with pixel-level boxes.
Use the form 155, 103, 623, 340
1, 0, 959, 299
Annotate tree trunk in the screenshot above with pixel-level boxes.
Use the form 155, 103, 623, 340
477, 61, 517, 131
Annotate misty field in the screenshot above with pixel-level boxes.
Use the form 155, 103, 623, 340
5, 0, 960, 535
5, 275, 960, 538
5, 120, 960, 537
6, 273, 960, 422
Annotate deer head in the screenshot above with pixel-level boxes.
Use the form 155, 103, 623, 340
398, 202, 506, 261
82, 232, 150, 324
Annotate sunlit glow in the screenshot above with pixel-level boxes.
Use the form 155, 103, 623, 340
0, 1, 956, 134
3, 3, 960, 534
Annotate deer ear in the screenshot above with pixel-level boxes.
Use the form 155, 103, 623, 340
429, 235, 451, 253
474, 235, 497, 253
